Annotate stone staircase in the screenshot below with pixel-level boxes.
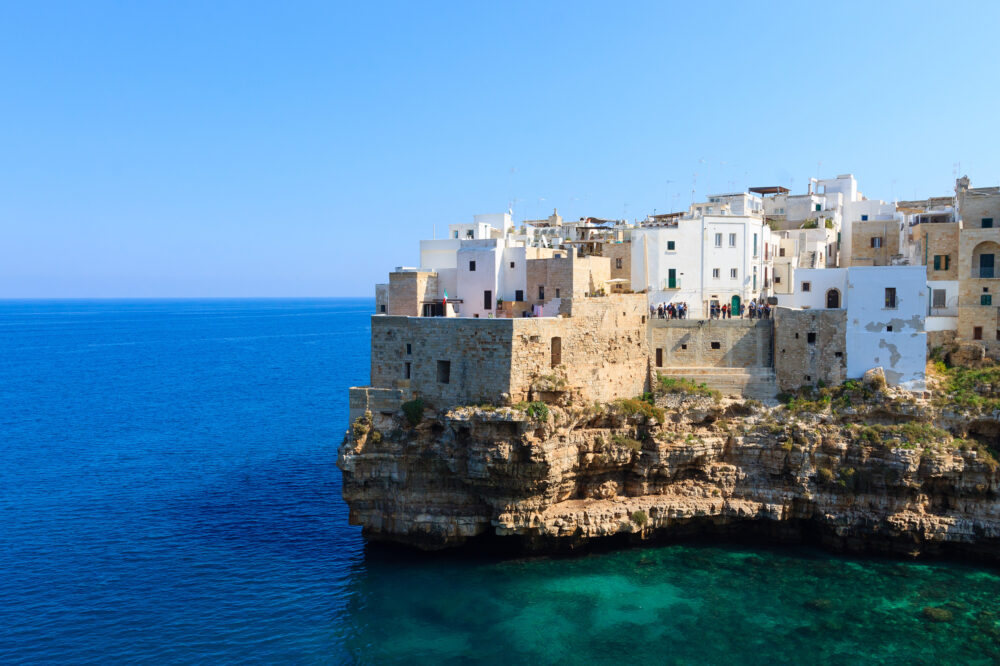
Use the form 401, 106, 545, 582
658, 367, 778, 401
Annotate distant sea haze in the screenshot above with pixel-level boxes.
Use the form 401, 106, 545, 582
1, 298, 998, 663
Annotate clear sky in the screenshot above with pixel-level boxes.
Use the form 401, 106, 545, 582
2, 1, 999, 297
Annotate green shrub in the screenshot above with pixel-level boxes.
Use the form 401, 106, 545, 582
922, 606, 954, 623
614, 398, 665, 424
630, 510, 648, 526
516, 401, 549, 421
657, 376, 721, 401
352, 414, 371, 438
817, 467, 835, 484
370, 430, 382, 444
401, 398, 425, 426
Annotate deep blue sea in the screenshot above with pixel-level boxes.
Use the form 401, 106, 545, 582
3, 298, 1000, 664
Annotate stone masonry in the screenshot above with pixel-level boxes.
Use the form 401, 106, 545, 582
773, 306, 847, 391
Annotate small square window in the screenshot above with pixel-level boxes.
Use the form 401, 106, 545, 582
802, 282, 811, 292
983, 218, 994, 228
681, 344, 687, 350
436, 360, 451, 383
805, 375, 811, 382
861, 214, 869, 221
834, 351, 843, 358
775, 276, 781, 284
711, 341, 721, 350
887, 325, 893, 332
667, 241, 676, 251
807, 332, 816, 344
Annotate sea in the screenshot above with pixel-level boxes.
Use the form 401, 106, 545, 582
2, 298, 999, 664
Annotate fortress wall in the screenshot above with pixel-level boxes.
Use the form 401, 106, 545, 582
647, 319, 773, 369
509, 294, 649, 403
370, 316, 514, 408
773, 307, 847, 391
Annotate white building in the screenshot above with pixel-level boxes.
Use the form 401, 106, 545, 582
631, 214, 774, 317
776, 265, 927, 390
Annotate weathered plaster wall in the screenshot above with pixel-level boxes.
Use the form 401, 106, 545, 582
846, 266, 927, 390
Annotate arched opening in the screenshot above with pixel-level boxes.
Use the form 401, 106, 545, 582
826, 289, 841, 309
972, 241, 1000, 278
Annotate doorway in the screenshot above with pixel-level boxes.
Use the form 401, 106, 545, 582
826, 289, 841, 309
730, 295, 741, 314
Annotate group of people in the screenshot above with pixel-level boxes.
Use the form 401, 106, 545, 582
651, 302, 689, 319
708, 298, 772, 319
650, 298, 772, 320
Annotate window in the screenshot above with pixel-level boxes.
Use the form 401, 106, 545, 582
515, 289, 523, 302
802, 282, 811, 292
539, 285, 545, 300
453, 231, 459, 238
712, 268, 720, 279
667, 241, 676, 251
974, 326, 984, 340
815, 203, 822, 212
555, 288, 560, 298
655, 348, 663, 367
861, 214, 869, 221
616, 258, 623, 269
380, 304, 386, 313
551, 337, 561, 368
406, 343, 412, 355
983, 295, 993, 306
807, 332, 816, 344
933, 255, 950, 270
775, 276, 781, 284
484, 290, 492, 309
984, 218, 994, 228
510, 261, 515, 269
932, 289, 946, 308
711, 341, 721, 350
469, 260, 476, 271
753, 233, 758, 256
779, 247, 786, 257
729, 233, 736, 247
715, 233, 722, 247
681, 344, 688, 350
871, 237, 883, 248
885, 287, 897, 309
730, 268, 738, 279
466, 230, 474, 238
404, 362, 411, 379
886, 325, 893, 332
436, 360, 451, 383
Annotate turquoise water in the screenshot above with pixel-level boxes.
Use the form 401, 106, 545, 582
2, 298, 999, 664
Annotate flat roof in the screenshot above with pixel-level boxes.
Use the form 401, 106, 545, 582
748, 186, 790, 195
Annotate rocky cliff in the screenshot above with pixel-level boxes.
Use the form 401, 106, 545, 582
338, 373, 1000, 560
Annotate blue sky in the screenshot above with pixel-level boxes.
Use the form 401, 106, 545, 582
2, 1, 998, 297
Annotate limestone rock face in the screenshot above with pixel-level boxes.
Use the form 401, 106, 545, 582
337, 397, 1000, 559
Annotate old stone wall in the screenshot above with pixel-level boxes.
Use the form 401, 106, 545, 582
957, 227, 1000, 348
912, 222, 959, 280
525, 254, 612, 309
508, 294, 649, 403
602, 242, 632, 285
647, 319, 773, 369
388, 270, 439, 316
773, 307, 847, 391
850, 219, 901, 266
370, 316, 515, 408
375, 283, 389, 314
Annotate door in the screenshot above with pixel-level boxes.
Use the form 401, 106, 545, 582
826, 289, 840, 308
731, 295, 740, 313
551, 337, 562, 368
667, 269, 677, 289
982, 254, 995, 279
484, 290, 492, 310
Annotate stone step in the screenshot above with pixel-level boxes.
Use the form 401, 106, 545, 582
657, 368, 777, 400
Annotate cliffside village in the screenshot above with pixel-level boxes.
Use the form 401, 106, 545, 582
354, 174, 1000, 418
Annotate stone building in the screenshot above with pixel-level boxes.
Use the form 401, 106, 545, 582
773, 308, 847, 391
850, 218, 903, 266
956, 177, 1000, 353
